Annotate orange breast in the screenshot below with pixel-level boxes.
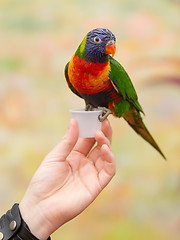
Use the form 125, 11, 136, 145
68, 55, 111, 94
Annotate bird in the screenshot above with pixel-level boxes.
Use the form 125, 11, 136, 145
65, 28, 166, 159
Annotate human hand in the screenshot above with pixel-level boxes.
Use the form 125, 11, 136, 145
19, 119, 116, 240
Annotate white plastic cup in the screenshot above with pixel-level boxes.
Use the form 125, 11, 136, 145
70, 109, 102, 138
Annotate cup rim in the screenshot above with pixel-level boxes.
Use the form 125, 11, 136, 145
69, 108, 102, 113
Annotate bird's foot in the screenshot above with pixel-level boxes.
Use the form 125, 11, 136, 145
85, 104, 94, 111
98, 107, 112, 122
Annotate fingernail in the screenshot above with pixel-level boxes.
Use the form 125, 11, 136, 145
95, 130, 102, 136
98, 130, 104, 136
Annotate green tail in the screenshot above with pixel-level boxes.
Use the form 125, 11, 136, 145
123, 108, 166, 160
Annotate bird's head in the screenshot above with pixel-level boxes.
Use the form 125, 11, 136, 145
76, 28, 116, 63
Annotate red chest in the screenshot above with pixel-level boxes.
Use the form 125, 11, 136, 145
68, 55, 111, 94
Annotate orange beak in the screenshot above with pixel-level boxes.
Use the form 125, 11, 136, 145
105, 40, 116, 57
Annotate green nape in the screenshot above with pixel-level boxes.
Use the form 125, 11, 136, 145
75, 35, 87, 58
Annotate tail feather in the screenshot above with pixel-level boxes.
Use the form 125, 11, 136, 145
123, 109, 166, 160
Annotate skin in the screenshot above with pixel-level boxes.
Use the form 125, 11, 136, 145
19, 119, 115, 240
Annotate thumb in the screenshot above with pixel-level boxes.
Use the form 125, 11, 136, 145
45, 119, 79, 162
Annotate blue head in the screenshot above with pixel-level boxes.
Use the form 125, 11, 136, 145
82, 28, 116, 63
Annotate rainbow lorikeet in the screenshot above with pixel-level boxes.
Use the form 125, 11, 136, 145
65, 28, 166, 159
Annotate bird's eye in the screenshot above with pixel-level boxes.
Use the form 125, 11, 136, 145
94, 36, 101, 43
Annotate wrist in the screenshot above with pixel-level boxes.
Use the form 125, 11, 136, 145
19, 200, 51, 240
0, 203, 51, 240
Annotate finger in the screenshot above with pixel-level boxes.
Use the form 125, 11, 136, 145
45, 119, 79, 162
88, 130, 111, 162
98, 144, 116, 189
101, 119, 112, 144
74, 119, 112, 157
73, 138, 96, 156
95, 130, 111, 148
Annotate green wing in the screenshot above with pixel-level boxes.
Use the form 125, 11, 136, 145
109, 57, 144, 114
65, 62, 83, 99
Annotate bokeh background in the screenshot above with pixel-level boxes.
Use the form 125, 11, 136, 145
0, 0, 180, 239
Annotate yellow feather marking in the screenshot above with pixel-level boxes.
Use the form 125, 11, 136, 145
110, 80, 119, 92
79, 35, 87, 56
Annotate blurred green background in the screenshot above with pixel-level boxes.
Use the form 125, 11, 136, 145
0, 0, 180, 239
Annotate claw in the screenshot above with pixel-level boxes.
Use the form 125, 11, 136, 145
85, 104, 94, 111
98, 107, 112, 122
